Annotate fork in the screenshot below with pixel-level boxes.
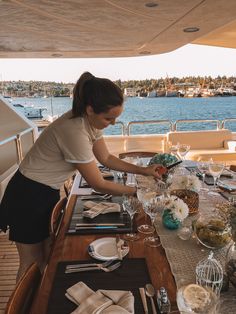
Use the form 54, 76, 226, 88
65, 261, 121, 273
65, 259, 113, 270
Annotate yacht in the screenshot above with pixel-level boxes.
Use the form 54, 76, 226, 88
13, 103, 47, 119
1, 1, 236, 312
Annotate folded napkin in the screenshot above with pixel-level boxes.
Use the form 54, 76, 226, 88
66, 281, 134, 314
83, 201, 121, 219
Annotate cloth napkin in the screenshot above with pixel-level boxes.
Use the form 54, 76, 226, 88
66, 281, 134, 314
83, 201, 121, 219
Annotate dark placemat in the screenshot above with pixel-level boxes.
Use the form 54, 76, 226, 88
219, 190, 236, 201
46, 258, 154, 314
67, 196, 135, 235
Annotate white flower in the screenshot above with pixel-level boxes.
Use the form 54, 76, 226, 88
163, 195, 189, 221
170, 174, 201, 192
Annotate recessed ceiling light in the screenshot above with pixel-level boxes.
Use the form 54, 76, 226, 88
145, 2, 158, 8
139, 51, 151, 55
51, 53, 63, 57
183, 27, 200, 33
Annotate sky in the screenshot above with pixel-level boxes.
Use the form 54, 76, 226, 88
0, 44, 236, 83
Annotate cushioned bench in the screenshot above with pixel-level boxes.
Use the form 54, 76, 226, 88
166, 129, 236, 163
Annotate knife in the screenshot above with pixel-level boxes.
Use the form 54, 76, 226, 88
75, 226, 118, 230
76, 223, 125, 227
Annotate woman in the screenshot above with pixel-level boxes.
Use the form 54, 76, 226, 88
0, 72, 164, 281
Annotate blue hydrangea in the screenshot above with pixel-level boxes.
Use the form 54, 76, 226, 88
148, 153, 178, 167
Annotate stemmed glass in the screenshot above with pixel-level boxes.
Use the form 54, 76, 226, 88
197, 161, 210, 191
177, 144, 190, 160
208, 161, 225, 196
122, 196, 140, 241
143, 196, 164, 247
167, 141, 179, 158
137, 186, 156, 234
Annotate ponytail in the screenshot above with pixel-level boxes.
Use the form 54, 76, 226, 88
72, 72, 123, 117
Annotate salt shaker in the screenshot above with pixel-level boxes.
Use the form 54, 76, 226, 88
157, 287, 171, 314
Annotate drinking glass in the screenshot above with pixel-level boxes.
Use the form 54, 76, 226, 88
167, 141, 179, 158
122, 196, 140, 241
143, 196, 163, 247
197, 161, 210, 191
208, 162, 225, 196
177, 144, 190, 160
137, 186, 156, 234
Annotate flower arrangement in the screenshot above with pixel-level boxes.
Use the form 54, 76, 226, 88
163, 196, 189, 222
170, 174, 201, 193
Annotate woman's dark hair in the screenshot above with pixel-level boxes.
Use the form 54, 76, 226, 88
72, 72, 123, 117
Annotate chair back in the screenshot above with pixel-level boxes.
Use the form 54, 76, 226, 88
5, 263, 41, 314
63, 174, 76, 197
50, 197, 67, 238
119, 151, 156, 159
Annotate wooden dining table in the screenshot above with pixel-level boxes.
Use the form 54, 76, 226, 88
30, 192, 180, 314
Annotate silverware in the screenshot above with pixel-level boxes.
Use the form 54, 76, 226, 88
76, 223, 125, 227
66, 259, 113, 270
65, 261, 121, 273
139, 287, 148, 314
75, 226, 118, 230
145, 284, 157, 314
80, 194, 112, 200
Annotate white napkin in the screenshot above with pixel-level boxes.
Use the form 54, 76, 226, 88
66, 281, 134, 314
83, 201, 121, 219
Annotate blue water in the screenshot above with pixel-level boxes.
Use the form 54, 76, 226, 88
13, 96, 236, 135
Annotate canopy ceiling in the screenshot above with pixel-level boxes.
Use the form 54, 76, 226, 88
0, 0, 236, 58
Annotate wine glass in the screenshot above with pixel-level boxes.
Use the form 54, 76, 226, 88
197, 161, 210, 192
208, 162, 225, 196
143, 196, 164, 247
167, 141, 179, 158
177, 144, 190, 160
122, 196, 140, 241
137, 186, 156, 234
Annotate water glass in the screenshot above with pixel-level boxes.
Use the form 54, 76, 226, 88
177, 144, 190, 160
122, 196, 140, 241
208, 162, 225, 195
137, 186, 156, 234
197, 161, 210, 191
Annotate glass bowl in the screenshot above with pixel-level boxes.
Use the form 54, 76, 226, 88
195, 215, 232, 249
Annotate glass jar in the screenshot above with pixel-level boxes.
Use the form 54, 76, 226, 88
195, 213, 232, 249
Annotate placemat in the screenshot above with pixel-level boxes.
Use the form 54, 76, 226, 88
46, 258, 154, 314
67, 196, 135, 235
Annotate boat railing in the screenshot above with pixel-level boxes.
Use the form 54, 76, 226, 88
222, 118, 236, 129
126, 120, 172, 135
173, 119, 221, 131
0, 127, 36, 163
114, 121, 126, 135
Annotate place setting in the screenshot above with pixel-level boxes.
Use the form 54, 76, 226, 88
46, 237, 157, 314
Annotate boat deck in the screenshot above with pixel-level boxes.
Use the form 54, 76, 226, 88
0, 232, 18, 314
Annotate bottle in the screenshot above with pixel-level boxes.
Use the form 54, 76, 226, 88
157, 287, 171, 314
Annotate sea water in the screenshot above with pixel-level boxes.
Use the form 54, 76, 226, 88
13, 96, 236, 135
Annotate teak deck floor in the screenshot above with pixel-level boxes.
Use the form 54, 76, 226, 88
0, 232, 19, 314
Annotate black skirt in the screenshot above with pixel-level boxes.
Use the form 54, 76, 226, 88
0, 170, 60, 244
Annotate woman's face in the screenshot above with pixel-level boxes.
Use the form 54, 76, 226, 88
86, 104, 123, 129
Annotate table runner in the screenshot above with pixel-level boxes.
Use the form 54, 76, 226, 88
46, 258, 154, 314
154, 192, 236, 313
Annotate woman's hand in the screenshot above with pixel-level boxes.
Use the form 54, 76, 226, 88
141, 164, 167, 178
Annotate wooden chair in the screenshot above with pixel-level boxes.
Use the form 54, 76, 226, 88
63, 174, 76, 197
5, 263, 41, 314
119, 151, 157, 159
50, 197, 67, 238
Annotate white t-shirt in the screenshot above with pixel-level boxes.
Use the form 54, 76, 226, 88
19, 110, 103, 189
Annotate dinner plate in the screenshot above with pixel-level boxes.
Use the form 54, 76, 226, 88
88, 237, 129, 261
218, 179, 236, 191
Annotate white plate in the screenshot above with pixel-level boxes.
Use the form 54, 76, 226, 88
88, 237, 129, 261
